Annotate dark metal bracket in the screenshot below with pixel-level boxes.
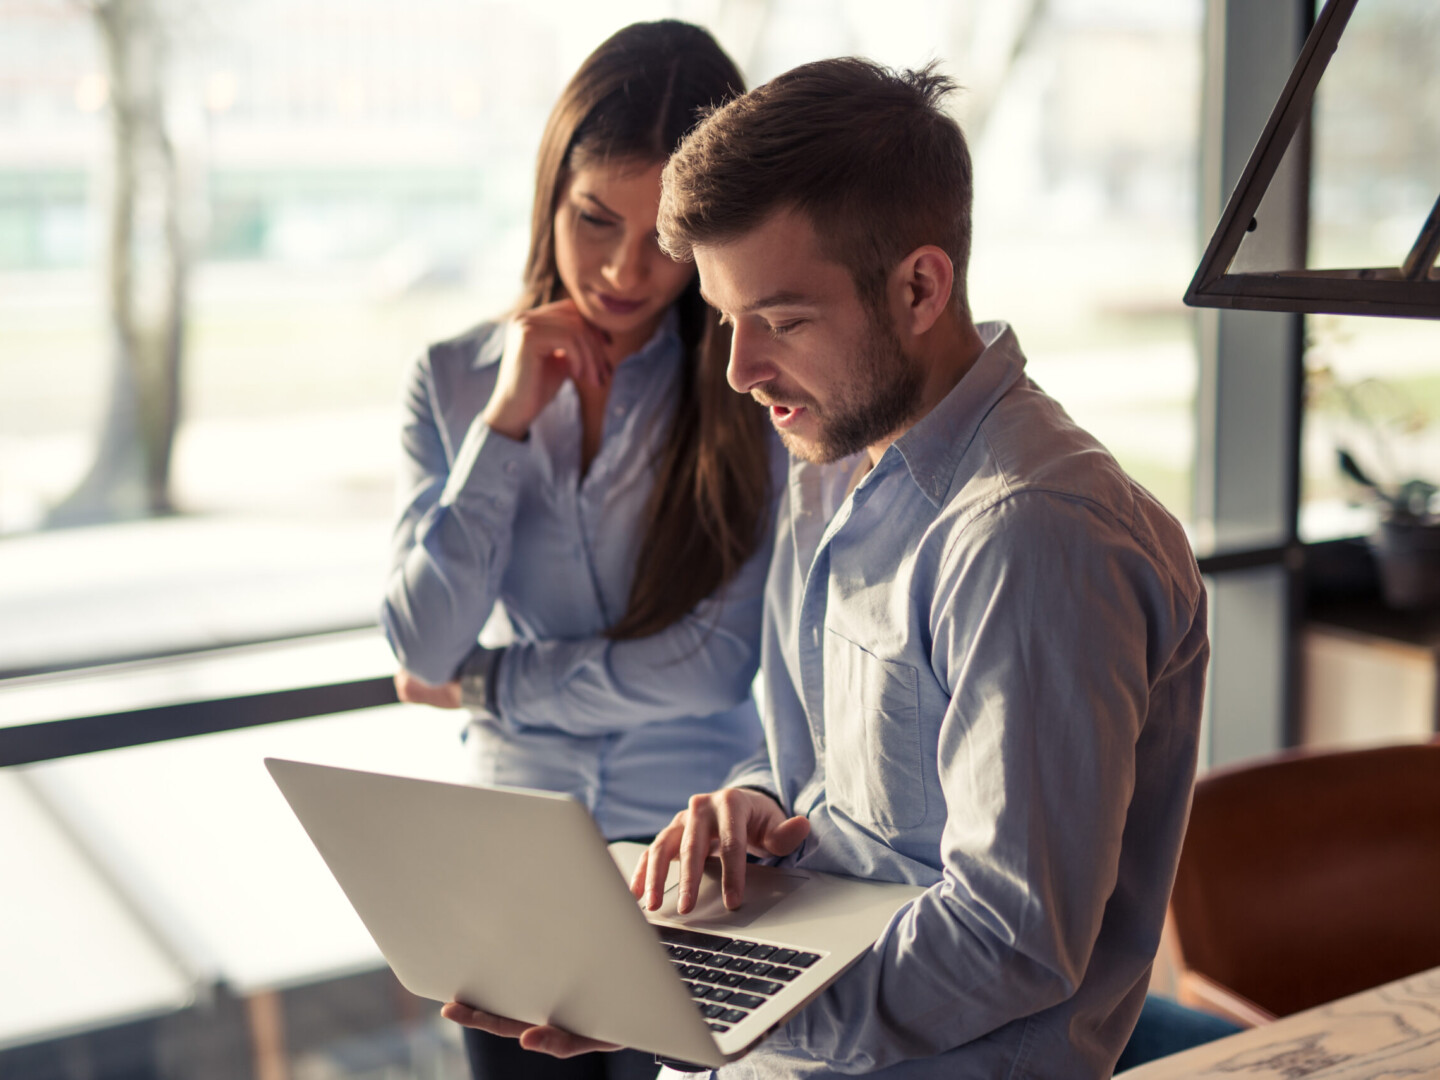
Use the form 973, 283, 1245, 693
1185, 0, 1440, 319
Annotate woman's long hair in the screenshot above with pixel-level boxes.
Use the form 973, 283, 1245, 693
517, 21, 772, 641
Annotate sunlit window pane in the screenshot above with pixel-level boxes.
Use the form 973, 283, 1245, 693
1301, 0, 1440, 542
0, 0, 1199, 675
0, 0, 1206, 1069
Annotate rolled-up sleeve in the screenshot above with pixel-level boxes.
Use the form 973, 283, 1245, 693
722, 746, 780, 799
381, 351, 532, 687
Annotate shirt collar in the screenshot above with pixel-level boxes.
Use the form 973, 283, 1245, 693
883, 320, 1026, 508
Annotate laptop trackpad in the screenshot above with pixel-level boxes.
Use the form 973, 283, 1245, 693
655, 859, 809, 929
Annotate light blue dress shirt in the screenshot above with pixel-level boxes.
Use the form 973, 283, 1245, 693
713, 322, 1209, 1078
381, 312, 771, 840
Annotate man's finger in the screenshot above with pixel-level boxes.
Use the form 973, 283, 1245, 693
765, 814, 811, 857
440, 1005, 618, 1058
440, 1002, 531, 1039
713, 793, 749, 911
519, 1025, 621, 1057
643, 823, 684, 911
677, 796, 715, 914
628, 845, 650, 900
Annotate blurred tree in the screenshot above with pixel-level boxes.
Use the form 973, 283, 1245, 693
49, 0, 188, 526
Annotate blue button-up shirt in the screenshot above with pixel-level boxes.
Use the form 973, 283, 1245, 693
381, 313, 771, 840
718, 322, 1208, 1078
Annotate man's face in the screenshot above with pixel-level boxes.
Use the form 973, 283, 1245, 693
694, 209, 924, 464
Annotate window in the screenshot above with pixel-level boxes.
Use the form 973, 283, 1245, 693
1, 1, 1204, 1072
1300, 0, 1440, 541
0, 0, 1201, 676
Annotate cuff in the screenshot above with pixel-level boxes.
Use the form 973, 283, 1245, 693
441, 416, 533, 513
723, 762, 779, 802
736, 785, 785, 812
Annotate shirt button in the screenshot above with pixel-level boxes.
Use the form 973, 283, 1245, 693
611, 404, 624, 417
504, 461, 519, 476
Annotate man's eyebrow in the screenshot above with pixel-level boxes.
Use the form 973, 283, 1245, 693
699, 289, 812, 313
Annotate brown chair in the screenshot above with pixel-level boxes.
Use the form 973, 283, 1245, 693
1166, 741, 1440, 1026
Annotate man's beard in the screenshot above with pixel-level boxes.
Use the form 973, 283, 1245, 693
767, 310, 925, 464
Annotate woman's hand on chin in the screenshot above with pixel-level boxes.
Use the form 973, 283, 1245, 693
482, 300, 613, 440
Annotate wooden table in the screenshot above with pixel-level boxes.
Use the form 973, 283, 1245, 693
1120, 966, 1440, 1078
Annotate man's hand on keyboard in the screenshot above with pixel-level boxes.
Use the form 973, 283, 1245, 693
631, 787, 810, 914
440, 1002, 620, 1057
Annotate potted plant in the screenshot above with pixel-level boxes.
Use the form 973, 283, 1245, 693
1338, 449, 1440, 609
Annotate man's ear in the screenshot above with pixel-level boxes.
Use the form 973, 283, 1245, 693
890, 245, 954, 337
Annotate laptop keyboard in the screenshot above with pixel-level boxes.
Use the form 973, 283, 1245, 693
655, 926, 822, 1032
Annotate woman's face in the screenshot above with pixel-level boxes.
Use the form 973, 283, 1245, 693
552, 158, 694, 356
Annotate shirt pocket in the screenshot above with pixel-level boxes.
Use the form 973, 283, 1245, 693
823, 628, 927, 831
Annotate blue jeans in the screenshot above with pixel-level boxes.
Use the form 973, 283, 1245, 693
1114, 994, 1243, 1073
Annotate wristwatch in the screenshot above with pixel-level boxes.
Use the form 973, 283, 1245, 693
457, 645, 503, 716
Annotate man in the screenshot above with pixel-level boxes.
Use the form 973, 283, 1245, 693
447, 57, 1207, 1078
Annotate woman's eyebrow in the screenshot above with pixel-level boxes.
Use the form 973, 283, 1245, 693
577, 191, 621, 218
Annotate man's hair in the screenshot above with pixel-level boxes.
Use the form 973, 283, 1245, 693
659, 57, 974, 316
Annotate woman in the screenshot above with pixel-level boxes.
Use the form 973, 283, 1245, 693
380, 21, 774, 1080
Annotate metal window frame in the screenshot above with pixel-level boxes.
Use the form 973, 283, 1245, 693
3, 1, 1330, 770
1186, 0, 1440, 319
0, 675, 397, 768
1194, 0, 1315, 768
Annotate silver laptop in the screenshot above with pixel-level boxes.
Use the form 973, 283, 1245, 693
264, 757, 924, 1069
